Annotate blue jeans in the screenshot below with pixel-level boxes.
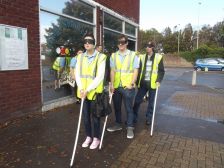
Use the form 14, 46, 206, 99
82, 99, 101, 138
133, 83, 156, 122
113, 87, 136, 127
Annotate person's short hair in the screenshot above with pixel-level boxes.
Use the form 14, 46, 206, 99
118, 34, 128, 42
147, 41, 155, 48
76, 47, 84, 55
83, 32, 95, 44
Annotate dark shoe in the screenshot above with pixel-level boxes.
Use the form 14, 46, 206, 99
127, 127, 134, 139
107, 124, 122, 132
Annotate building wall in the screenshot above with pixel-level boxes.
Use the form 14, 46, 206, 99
0, 0, 139, 122
95, 0, 140, 23
0, 0, 41, 121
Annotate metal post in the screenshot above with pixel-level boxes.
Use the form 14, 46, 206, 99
197, 2, 202, 49
178, 30, 180, 53
192, 70, 197, 86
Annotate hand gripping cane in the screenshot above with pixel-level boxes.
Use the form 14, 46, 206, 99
150, 86, 159, 136
99, 90, 113, 149
70, 98, 84, 168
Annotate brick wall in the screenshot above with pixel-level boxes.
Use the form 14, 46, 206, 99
95, 0, 140, 23
0, 0, 41, 122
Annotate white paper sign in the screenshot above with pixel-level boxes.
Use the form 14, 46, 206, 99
0, 24, 28, 70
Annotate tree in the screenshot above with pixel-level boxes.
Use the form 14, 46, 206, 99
182, 24, 193, 51
199, 25, 216, 47
213, 21, 224, 47
138, 28, 162, 53
162, 27, 177, 53
44, 1, 93, 58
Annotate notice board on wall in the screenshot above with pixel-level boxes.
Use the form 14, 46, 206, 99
0, 24, 28, 71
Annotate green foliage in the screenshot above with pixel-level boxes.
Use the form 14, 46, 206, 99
139, 21, 224, 55
179, 51, 195, 62
180, 45, 224, 63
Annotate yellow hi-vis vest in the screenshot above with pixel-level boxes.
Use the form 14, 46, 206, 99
52, 57, 61, 71
76, 52, 106, 100
138, 53, 163, 89
112, 51, 136, 88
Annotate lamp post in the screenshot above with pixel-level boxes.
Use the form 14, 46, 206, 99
197, 2, 201, 49
174, 24, 180, 53
178, 27, 180, 53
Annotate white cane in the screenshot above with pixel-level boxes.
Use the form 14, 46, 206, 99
99, 92, 113, 149
150, 86, 159, 136
70, 98, 84, 168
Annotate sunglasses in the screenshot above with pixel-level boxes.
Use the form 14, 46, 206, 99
146, 44, 154, 48
84, 39, 95, 45
118, 40, 127, 45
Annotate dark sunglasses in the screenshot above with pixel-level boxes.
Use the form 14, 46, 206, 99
118, 40, 127, 45
146, 44, 154, 48
84, 39, 95, 45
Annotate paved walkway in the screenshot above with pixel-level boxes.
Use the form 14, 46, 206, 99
160, 91, 224, 121
112, 131, 224, 168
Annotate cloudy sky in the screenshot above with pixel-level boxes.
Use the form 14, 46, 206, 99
140, 0, 224, 32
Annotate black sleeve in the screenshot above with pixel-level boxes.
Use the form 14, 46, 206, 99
156, 57, 165, 83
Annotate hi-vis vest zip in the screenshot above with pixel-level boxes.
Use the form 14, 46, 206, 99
76, 52, 106, 100
138, 53, 163, 89
112, 51, 136, 88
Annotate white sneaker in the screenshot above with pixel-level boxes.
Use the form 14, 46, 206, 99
82, 136, 92, 148
127, 127, 134, 139
89, 138, 100, 149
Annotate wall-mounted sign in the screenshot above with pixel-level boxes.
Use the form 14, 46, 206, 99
0, 24, 28, 71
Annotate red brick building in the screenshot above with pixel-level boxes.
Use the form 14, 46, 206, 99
0, 0, 139, 122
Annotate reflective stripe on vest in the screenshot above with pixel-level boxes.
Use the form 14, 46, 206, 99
138, 53, 163, 89
76, 52, 106, 100
112, 51, 135, 88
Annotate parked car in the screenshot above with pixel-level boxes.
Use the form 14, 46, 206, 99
194, 58, 224, 71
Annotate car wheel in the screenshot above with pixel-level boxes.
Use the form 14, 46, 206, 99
221, 68, 224, 71
196, 67, 201, 71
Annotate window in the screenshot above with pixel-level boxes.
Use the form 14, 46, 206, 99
125, 22, 136, 36
104, 13, 122, 32
127, 39, 136, 51
41, 11, 93, 57
40, 0, 94, 23
104, 30, 136, 55
103, 12, 137, 52
104, 30, 119, 55
40, 3, 94, 102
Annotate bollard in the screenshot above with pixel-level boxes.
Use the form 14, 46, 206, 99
192, 70, 197, 86
205, 67, 208, 71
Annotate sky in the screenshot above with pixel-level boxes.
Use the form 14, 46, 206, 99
140, 0, 224, 32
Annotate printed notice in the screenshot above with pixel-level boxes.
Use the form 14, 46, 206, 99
0, 24, 28, 70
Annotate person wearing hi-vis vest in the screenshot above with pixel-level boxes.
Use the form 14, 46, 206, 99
52, 47, 66, 89
107, 34, 139, 139
133, 41, 165, 126
75, 33, 106, 149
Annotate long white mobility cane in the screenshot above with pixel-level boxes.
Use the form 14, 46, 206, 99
70, 98, 84, 168
99, 92, 113, 149
150, 86, 159, 136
